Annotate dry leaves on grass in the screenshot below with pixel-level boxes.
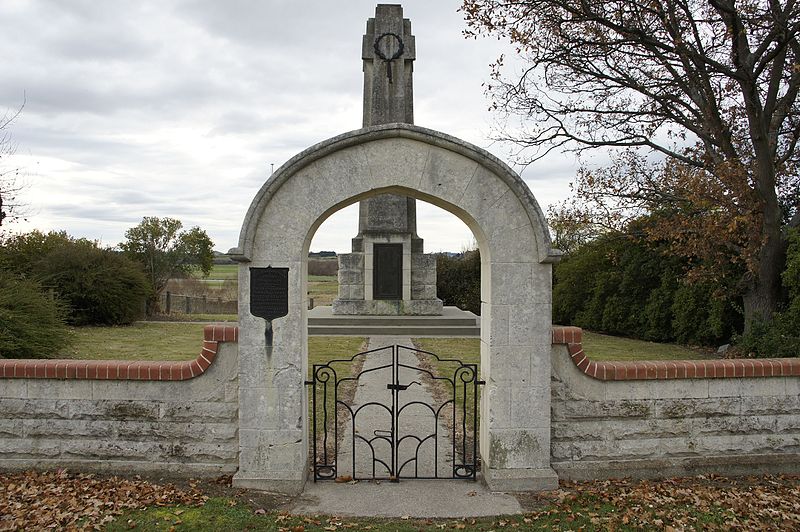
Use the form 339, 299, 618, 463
544, 475, 800, 531
0, 469, 208, 531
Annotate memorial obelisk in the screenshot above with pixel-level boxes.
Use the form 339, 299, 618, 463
332, 4, 443, 316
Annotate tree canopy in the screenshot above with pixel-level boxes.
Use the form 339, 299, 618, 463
119, 217, 214, 307
463, 0, 800, 329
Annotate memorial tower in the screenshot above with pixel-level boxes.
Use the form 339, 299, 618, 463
332, 4, 443, 315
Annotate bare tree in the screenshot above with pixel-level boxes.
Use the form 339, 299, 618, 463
0, 103, 25, 230
463, 0, 800, 329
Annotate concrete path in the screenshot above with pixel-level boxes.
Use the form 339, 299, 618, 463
336, 336, 452, 480
293, 335, 523, 517
290, 479, 523, 518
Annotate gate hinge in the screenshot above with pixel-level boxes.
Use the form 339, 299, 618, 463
304, 380, 313, 386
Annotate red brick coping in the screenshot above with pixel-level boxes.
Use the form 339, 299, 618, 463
553, 326, 800, 380
0, 324, 237, 381
3, 324, 796, 381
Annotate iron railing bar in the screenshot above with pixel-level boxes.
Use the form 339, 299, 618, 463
392, 344, 398, 481
310, 366, 318, 481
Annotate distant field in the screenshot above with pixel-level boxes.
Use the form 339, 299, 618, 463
200, 265, 337, 282
308, 275, 338, 306
206, 263, 238, 280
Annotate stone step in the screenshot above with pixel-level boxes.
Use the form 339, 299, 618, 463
306, 306, 480, 337
307, 317, 476, 326
308, 325, 480, 337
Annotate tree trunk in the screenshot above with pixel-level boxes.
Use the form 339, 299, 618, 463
742, 224, 786, 332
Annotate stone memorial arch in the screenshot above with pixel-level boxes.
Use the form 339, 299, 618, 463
229, 5, 561, 494
0, 3, 797, 499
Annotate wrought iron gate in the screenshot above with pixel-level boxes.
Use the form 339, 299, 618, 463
306, 345, 483, 482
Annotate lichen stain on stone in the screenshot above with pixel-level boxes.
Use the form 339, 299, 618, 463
662, 401, 690, 418
110, 402, 156, 420
489, 438, 508, 468
171, 444, 185, 457
490, 432, 540, 468
617, 400, 651, 418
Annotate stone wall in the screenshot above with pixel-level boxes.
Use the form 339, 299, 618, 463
3, 322, 796, 484
551, 326, 800, 479
0, 325, 239, 476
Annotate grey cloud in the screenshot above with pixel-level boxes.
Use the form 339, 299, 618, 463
3, 0, 576, 252
47, 203, 144, 224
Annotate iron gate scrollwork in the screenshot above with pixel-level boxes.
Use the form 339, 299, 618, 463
306, 345, 484, 482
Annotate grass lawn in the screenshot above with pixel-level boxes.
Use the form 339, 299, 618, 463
57, 324, 363, 365
412, 338, 481, 423
307, 336, 367, 371
582, 330, 715, 361
307, 336, 366, 463
169, 273, 337, 313
413, 337, 480, 365
58, 323, 205, 361
103, 474, 800, 531
151, 313, 238, 322
53, 320, 715, 364
415, 333, 715, 364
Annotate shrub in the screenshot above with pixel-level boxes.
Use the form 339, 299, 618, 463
0, 274, 70, 358
643, 272, 677, 342
671, 283, 740, 346
436, 250, 481, 314
553, 240, 610, 326
37, 243, 149, 325
0, 231, 150, 325
735, 307, 800, 357
735, 227, 800, 357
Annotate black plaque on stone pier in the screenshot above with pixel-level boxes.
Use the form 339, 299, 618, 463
250, 267, 289, 320
250, 267, 289, 352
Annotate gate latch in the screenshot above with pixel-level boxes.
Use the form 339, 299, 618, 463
387, 381, 420, 391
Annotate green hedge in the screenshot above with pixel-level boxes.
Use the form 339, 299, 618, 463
436, 250, 481, 315
553, 233, 742, 346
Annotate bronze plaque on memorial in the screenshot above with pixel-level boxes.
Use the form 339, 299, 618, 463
373, 244, 402, 300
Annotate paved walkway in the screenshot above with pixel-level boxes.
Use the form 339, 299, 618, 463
292, 335, 522, 517
336, 336, 452, 480
289, 479, 522, 518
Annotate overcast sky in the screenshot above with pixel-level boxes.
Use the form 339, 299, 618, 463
2, 0, 580, 253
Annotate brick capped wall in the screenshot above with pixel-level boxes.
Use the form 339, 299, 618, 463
0, 325, 239, 476
2, 324, 797, 481
551, 326, 800, 480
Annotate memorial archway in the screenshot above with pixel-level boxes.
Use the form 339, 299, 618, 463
230, 123, 561, 493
